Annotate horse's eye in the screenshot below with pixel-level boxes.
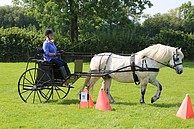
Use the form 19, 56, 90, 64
175, 57, 179, 61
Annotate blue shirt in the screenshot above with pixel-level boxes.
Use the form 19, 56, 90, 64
43, 39, 58, 62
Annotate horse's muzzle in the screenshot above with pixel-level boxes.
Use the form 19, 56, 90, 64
176, 69, 183, 74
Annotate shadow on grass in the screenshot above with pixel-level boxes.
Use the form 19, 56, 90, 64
148, 102, 182, 108
47, 99, 181, 108
47, 99, 80, 105
48, 99, 139, 106
113, 101, 182, 108
113, 101, 139, 106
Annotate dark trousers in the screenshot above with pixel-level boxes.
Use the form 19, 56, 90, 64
50, 58, 71, 76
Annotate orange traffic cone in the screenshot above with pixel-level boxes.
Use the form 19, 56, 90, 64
95, 89, 112, 111
176, 94, 194, 119
79, 88, 94, 108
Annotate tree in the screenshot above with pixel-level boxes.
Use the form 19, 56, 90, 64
142, 9, 183, 37
0, 6, 39, 28
179, 1, 194, 32
142, 1, 194, 36
14, 0, 152, 42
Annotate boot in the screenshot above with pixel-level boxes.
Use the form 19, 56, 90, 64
64, 63, 71, 76
59, 66, 69, 80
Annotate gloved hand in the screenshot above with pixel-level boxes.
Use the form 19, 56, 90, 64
59, 50, 65, 54
56, 53, 61, 56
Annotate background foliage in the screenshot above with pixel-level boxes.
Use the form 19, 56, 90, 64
0, 1, 194, 61
0, 27, 43, 61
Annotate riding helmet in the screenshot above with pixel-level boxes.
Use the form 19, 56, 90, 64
45, 29, 53, 36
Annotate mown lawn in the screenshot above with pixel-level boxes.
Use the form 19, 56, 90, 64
0, 62, 194, 129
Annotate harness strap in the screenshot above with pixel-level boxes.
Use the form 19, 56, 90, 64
104, 54, 112, 71
140, 58, 159, 72
98, 53, 112, 72
130, 54, 140, 85
98, 54, 104, 72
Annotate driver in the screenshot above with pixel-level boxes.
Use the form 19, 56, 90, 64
43, 29, 70, 80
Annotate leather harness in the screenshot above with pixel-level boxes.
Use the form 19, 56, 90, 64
92, 54, 159, 85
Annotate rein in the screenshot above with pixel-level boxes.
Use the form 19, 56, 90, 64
144, 54, 183, 70
144, 56, 172, 68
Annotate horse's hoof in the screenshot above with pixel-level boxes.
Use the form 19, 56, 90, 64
110, 100, 116, 104
112, 101, 117, 104
151, 97, 156, 103
140, 101, 145, 104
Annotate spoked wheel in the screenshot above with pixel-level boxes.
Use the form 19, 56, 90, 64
51, 75, 78, 100
18, 68, 53, 103
51, 80, 71, 100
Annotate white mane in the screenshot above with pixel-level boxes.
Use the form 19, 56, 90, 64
136, 44, 177, 62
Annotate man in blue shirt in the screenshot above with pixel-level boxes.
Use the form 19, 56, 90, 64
43, 29, 70, 80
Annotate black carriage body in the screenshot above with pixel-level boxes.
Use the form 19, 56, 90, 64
18, 48, 83, 103
18, 47, 84, 103
37, 62, 63, 82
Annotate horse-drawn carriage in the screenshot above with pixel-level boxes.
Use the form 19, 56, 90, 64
18, 49, 84, 103
18, 44, 184, 104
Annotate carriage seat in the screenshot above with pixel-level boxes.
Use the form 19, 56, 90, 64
36, 48, 64, 79
35, 48, 55, 66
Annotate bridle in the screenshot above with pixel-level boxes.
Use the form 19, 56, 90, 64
172, 51, 183, 68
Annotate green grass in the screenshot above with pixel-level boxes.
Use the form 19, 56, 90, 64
1, 62, 194, 128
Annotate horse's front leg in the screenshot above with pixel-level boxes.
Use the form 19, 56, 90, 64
150, 79, 162, 103
102, 77, 115, 103
140, 84, 147, 104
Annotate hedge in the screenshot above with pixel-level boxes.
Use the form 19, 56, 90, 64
0, 27, 43, 61
0, 27, 194, 62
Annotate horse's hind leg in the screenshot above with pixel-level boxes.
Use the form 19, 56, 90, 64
150, 79, 162, 103
82, 76, 91, 90
82, 76, 100, 90
102, 76, 115, 103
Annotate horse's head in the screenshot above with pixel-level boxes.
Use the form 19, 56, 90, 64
169, 48, 184, 74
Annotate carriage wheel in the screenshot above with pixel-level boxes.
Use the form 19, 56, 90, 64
51, 81, 71, 100
18, 68, 53, 103
52, 75, 79, 100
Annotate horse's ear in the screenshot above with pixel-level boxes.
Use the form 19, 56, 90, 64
176, 47, 181, 52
